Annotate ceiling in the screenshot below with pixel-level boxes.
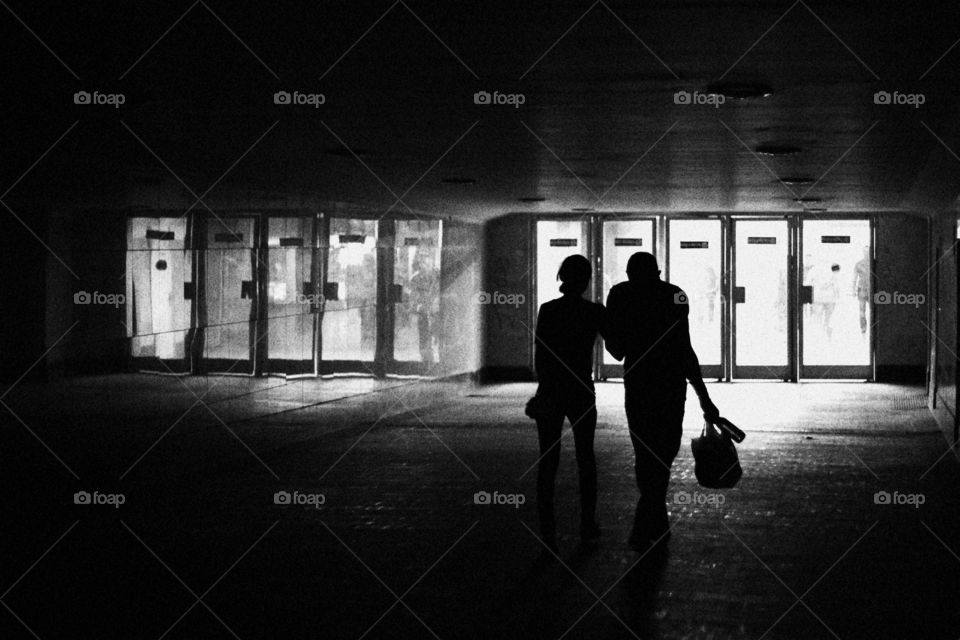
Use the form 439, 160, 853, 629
5, 1, 960, 221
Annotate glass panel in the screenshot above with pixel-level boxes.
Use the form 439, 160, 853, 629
734, 220, 789, 369
323, 219, 378, 362
125, 217, 192, 360
393, 220, 442, 364
536, 220, 589, 310
668, 219, 722, 366
802, 219, 871, 367
203, 218, 256, 363
601, 219, 655, 363
267, 217, 314, 363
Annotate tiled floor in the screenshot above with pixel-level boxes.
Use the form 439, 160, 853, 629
3, 378, 959, 638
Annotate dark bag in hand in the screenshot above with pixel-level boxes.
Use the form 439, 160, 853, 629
525, 394, 551, 420
691, 419, 743, 488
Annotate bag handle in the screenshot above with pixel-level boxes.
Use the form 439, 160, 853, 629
702, 419, 721, 438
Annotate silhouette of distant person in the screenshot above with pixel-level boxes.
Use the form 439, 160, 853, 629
409, 250, 438, 364
605, 252, 719, 552
813, 263, 841, 341
533, 255, 606, 552
853, 246, 871, 335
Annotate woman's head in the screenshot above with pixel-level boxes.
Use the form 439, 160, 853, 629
557, 254, 591, 295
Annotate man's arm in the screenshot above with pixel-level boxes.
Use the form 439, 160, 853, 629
679, 309, 719, 420
603, 289, 625, 361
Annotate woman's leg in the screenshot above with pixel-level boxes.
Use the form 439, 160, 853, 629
570, 395, 598, 535
536, 412, 564, 547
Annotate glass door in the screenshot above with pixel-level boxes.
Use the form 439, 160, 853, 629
800, 219, 872, 378
125, 217, 194, 373
389, 219, 442, 375
265, 217, 317, 376
320, 218, 378, 374
598, 218, 656, 378
535, 219, 590, 311
667, 219, 723, 379
732, 219, 790, 379
200, 217, 258, 374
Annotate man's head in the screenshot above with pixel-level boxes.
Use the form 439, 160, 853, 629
557, 254, 592, 295
626, 252, 660, 282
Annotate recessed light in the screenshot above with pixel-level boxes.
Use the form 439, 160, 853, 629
779, 176, 815, 185
571, 207, 594, 212
804, 208, 828, 213
756, 144, 802, 156
705, 82, 774, 100
441, 177, 476, 184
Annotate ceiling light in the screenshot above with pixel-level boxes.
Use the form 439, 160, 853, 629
756, 144, 802, 156
705, 82, 774, 100
571, 207, 594, 212
804, 208, 828, 213
779, 176, 815, 185
794, 197, 822, 203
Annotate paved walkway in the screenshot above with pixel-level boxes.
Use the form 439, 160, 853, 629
3, 380, 959, 638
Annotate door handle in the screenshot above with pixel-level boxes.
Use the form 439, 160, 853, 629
388, 283, 403, 303
800, 285, 813, 304
733, 286, 746, 304
323, 282, 339, 301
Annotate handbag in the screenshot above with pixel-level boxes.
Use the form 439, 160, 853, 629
691, 418, 743, 489
525, 394, 550, 420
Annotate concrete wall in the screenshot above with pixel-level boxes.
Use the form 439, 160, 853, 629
438, 219, 483, 377
875, 213, 929, 381
929, 210, 957, 436
482, 214, 535, 380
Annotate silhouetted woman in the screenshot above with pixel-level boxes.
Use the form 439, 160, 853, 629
533, 254, 607, 552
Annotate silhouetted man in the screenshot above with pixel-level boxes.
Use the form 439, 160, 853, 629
605, 252, 719, 552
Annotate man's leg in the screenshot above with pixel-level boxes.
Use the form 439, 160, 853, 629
626, 391, 684, 547
569, 391, 598, 538
535, 410, 564, 549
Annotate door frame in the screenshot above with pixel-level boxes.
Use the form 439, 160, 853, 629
125, 212, 196, 375
797, 215, 875, 380
385, 218, 445, 377
664, 215, 725, 381
317, 213, 382, 376
595, 214, 659, 380
263, 213, 320, 378
195, 213, 262, 375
